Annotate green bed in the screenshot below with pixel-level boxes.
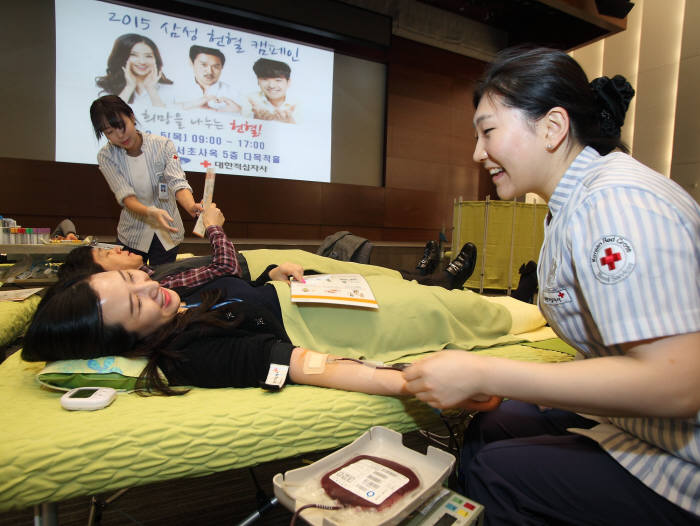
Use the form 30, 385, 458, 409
0, 249, 576, 513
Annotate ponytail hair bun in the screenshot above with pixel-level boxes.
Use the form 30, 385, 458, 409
590, 75, 635, 137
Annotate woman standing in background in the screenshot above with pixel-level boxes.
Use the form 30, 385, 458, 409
90, 95, 201, 265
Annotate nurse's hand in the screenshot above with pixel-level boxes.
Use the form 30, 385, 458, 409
146, 206, 178, 233
402, 350, 498, 410
269, 262, 305, 284
190, 202, 205, 217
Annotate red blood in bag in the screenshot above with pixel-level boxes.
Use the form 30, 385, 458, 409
321, 455, 419, 510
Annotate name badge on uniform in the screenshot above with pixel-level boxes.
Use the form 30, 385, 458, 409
542, 288, 572, 305
157, 174, 168, 200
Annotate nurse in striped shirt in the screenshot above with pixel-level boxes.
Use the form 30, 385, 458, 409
90, 95, 203, 266
403, 47, 700, 525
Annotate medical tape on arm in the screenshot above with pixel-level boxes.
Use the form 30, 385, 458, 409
302, 350, 329, 375
327, 357, 381, 379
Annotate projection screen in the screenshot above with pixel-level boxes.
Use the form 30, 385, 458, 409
55, 0, 334, 182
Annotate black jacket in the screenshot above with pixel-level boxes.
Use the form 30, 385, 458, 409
159, 294, 296, 389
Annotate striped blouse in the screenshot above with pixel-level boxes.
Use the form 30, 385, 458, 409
97, 132, 192, 253
538, 146, 700, 516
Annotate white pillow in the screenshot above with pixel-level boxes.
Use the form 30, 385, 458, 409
482, 296, 547, 335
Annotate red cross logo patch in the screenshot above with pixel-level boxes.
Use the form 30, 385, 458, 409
590, 235, 635, 284
543, 288, 572, 305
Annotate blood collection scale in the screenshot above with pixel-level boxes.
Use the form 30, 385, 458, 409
273, 427, 481, 526
401, 488, 483, 526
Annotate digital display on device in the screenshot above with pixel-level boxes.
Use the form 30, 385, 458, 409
61, 387, 117, 410
55, 0, 334, 182
69, 388, 99, 398
435, 514, 458, 526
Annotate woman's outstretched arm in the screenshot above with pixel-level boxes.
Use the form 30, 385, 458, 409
289, 348, 410, 396
403, 331, 700, 417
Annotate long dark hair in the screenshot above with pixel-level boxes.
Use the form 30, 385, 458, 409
23, 275, 138, 362
474, 46, 635, 155
95, 33, 173, 102
57, 246, 104, 280
22, 277, 243, 396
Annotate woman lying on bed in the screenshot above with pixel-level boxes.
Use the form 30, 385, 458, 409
21, 268, 513, 407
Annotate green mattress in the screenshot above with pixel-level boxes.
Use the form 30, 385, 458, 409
0, 249, 577, 512
0, 339, 575, 512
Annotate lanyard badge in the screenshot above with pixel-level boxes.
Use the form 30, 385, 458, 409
157, 174, 168, 200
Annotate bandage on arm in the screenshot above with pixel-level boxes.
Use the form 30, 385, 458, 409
302, 350, 328, 374
289, 348, 409, 396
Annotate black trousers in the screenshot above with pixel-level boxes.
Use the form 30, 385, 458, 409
460, 400, 699, 526
399, 269, 457, 289
119, 234, 179, 267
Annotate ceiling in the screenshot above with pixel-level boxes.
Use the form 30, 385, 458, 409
417, 0, 632, 50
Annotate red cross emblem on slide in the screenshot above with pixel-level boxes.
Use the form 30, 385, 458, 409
600, 247, 622, 270
201, 160, 211, 168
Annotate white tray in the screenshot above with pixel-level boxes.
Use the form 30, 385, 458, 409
273, 426, 455, 526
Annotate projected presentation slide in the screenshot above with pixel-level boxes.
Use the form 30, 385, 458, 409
55, 0, 334, 182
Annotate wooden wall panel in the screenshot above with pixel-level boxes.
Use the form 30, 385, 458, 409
321, 184, 385, 227
0, 37, 489, 245
319, 225, 385, 241
239, 178, 323, 225
387, 63, 454, 103
385, 157, 452, 193
377, 227, 440, 242
450, 104, 474, 138
385, 37, 486, 240
386, 125, 451, 164
1, 159, 119, 218
215, 221, 247, 239
245, 222, 321, 239
384, 187, 443, 229
388, 94, 454, 133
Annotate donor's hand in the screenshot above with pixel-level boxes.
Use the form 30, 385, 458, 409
269, 262, 305, 284
201, 202, 225, 228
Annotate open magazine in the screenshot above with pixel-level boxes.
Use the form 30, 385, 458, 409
0, 287, 44, 302
290, 274, 378, 309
